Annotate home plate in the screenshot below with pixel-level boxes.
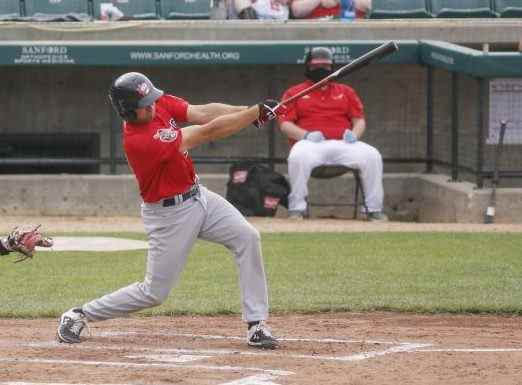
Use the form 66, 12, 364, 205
36, 237, 148, 252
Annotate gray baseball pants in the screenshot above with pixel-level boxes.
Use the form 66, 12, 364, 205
82, 186, 269, 323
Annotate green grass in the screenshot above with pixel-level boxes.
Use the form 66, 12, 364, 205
1, 232, 521, 318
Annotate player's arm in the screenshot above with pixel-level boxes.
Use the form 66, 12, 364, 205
180, 105, 260, 152
280, 121, 308, 141
187, 103, 248, 124
351, 118, 366, 139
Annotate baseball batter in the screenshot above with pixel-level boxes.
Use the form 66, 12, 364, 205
278, 46, 387, 221
56, 72, 279, 349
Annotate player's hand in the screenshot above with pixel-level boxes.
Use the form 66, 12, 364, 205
303, 131, 325, 143
4, 225, 53, 263
254, 99, 279, 128
343, 129, 358, 143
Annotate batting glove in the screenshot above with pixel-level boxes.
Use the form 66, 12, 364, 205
343, 129, 358, 144
303, 131, 325, 143
254, 99, 279, 128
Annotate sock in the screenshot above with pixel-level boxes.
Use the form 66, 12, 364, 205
248, 321, 260, 329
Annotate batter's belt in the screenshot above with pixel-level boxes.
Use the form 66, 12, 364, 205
162, 184, 200, 207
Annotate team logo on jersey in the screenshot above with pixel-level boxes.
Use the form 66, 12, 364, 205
153, 128, 178, 142
136, 82, 150, 96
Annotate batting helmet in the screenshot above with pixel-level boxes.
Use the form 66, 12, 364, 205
108, 72, 164, 121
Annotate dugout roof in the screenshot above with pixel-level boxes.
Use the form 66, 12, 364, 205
1, 40, 522, 77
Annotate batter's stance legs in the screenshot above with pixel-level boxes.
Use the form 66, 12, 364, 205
57, 187, 277, 348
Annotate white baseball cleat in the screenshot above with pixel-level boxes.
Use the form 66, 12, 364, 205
56, 307, 89, 344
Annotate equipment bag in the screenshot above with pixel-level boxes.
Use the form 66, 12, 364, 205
226, 162, 290, 217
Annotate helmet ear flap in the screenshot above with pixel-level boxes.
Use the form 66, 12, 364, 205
108, 92, 137, 121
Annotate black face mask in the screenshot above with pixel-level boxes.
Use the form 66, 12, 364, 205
305, 67, 333, 82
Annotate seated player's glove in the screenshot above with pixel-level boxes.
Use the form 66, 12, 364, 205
3, 225, 53, 263
303, 131, 325, 143
343, 129, 358, 143
254, 99, 279, 129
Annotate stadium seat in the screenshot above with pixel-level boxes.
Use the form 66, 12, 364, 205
92, 0, 159, 20
370, 0, 433, 19
0, 0, 21, 20
492, 0, 522, 18
160, 0, 211, 20
429, 0, 498, 18
24, 0, 90, 17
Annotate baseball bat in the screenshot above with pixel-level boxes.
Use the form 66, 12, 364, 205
275, 41, 399, 110
484, 120, 508, 224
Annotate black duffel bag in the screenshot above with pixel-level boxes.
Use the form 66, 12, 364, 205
226, 162, 290, 217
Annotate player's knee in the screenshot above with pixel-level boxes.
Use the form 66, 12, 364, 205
287, 152, 300, 166
288, 152, 315, 172
237, 223, 261, 247
287, 145, 308, 165
140, 283, 169, 306
369, 146, 382, 162
148, 292, 168, 306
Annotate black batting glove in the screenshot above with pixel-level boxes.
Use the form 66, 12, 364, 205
254, 99, 279, 129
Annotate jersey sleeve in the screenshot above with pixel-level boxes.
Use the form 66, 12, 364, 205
163, 94, 189, 123
277, 88, 299, 124
345, 87, 365, 119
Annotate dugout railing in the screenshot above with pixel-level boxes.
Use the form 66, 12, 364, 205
0, 40, 521, 187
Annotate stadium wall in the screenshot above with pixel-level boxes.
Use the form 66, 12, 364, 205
1, 174, 520, 223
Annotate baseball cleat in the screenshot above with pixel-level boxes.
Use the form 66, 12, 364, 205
247, 321, 279, 349
288, 210, 305, 220
56, 307, 88, 344
367, 211, 389, 222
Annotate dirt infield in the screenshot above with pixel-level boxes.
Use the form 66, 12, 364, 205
1, 313, 521, 385
1, 216, 522, 384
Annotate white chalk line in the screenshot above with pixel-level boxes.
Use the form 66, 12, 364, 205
1, 376, 284, 385
98, 330, 403, 345
23, 340, 431, 362
219, 374, 282, 385
0, 376, 284, 385
416, 348, 522, 353
0, 358, 294, 376
125, 353, 212, 363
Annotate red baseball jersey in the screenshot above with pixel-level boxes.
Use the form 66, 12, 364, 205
310, 4, 340, 18
278, 80, 365, 145
123, 94, 196, 203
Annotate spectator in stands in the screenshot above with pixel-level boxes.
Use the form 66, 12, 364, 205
277, 46, 387, 221
291, 0, 339, 19
354, 0, 371, 18
291, 0, 370, 19
99, 2, 124, 21
232, 0, 292, 20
